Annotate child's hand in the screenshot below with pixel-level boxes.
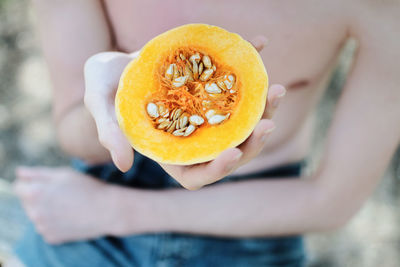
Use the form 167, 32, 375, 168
84, 51, 139, 172
14, 167, 116, 244
159, 83, 286, 190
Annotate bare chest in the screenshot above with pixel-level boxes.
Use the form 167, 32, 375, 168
104, 0, 347, 87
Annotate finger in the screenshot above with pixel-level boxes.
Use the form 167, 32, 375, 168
249, 35, 268, 52
164, 148, 243, 190
96, 119, 134, 172
265, 84, 286, 119
84, 94, 134, 172
237, 119, 275, 164
109, 130, 134, 172
84, 52, 134, 91
84, 53, 135, 172
13, 179, 40, 202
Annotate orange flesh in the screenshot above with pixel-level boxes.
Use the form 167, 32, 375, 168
147, 48, 239, 130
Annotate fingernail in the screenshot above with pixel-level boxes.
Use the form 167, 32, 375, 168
272, 92, 286, 108
261, 126, 276, 143
225, 152, 242, 172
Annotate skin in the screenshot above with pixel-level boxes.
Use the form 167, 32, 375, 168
7, 0, 400, 265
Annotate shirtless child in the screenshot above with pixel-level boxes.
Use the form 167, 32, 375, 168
8, 0, 400, 266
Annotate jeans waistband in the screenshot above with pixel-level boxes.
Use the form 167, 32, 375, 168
72, 154, 305, 189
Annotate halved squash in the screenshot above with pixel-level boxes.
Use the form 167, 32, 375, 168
116, 24, 268, 165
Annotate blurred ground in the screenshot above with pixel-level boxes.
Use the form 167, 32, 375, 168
0, 0, 399, 266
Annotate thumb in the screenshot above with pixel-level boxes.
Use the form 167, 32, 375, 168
97, 121, 134, 172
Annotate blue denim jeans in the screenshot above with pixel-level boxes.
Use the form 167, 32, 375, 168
15, 153, 306, 267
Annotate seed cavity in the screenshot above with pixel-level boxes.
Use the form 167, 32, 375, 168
149, 50, 238, 137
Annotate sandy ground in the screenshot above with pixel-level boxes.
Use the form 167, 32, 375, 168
0, 0, 399, 266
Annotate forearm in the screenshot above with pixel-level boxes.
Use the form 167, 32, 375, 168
56, 103, 110, 163
111, 177, 336, 237
32, 0, 115, 162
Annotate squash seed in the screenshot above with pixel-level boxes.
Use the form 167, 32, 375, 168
172, 76, 188, 87
205, 109, 216, 120
157, 120, 170, 129
198, 62, 204, 75
173, 65, 181, 79
166, 120, 174, 129
224, 80, 233, 89
165, 64, 175, 80
192, 61, 199, 79
205, 82, 221, 94
200, 69, 214, 81
173, 127, 187, 136
173, 108, 183, 121
167, 121, 177, 133
223, 74, 235, 89
179, 114, 189, 128
189, 53, 200, 63
184, 63, 194, 81
169, 109, 176, 120
147, 103, 159, 118
217, 80, 227, 91
202, 55, 212, 69
158, 106, 169, 118
208, 113, 230, 125
184, 124, 196, 136
189, 115, 204, 126
157, 117, 168, 124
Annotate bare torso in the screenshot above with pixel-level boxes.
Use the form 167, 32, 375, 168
104, 0, 348, 174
